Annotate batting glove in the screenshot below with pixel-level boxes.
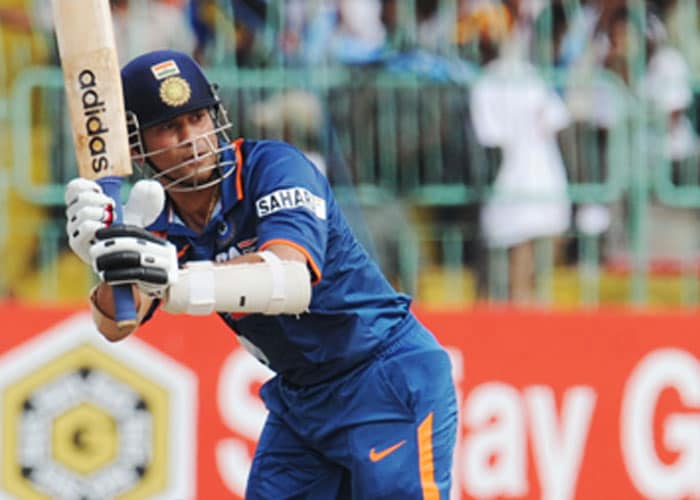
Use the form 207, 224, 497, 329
89, 225, 179, 298
65, 178, 165, 265
65, 178, 115, 264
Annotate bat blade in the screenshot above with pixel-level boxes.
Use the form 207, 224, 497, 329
52, 0, 131, 180
52, 0, 137, 329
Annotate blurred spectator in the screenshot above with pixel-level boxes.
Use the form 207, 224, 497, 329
470, 38, 571, 303
640, 44, 700, 263
658, 0, 700, 79
601, 6, 641, 84
0, 0, 56, 62
3, 0, 199, 66
278, 0, 314, 62
230, 0, 267, 30
561, 66, 630, 259
557, 1, 599, 68
303, 0, 386, 65
413, 0, 453, 51
0, 7, 33, 33
558, 3, 629, 256
455, 0, 515, 63
228, 0, 338, 66
557, 4, 668, 265
591, 5, 665, 85
641, 45, 696, 161
380, 0, 454, 52
530, 0, 599, 70
249, 89, 324, 155
336, 0, 386, 58
188, 0, 218, 63
110, 0, 196, 65
189, 0, 248, 66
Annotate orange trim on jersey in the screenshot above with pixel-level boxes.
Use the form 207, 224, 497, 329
417, 412, 439, 500
233, 138, 244, 200
258, 238, 322, 285
177, 244, 191, 259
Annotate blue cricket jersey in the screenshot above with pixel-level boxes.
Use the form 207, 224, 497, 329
147, 139, 413, 385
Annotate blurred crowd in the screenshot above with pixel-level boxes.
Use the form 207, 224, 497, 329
1, 0, 699, 305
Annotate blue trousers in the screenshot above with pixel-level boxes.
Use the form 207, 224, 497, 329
246, 318, 458, 499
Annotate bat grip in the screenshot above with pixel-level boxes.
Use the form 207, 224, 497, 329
96, 176, 138, 331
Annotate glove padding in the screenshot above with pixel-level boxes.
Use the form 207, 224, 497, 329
65, 178, 115, 264
90, 225, 179, 298
65, 178, 165, 264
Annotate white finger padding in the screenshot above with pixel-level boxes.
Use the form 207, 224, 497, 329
66, 191, 112, 220
124, 180, 165, 226
64, 178, 102, 205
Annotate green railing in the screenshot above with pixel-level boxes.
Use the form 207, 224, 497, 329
4, 0, 700, 307
8, 62, 700, 305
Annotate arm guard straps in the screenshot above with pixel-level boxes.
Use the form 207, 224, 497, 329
163, 251, 312, 315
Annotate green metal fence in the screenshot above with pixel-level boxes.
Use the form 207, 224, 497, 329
3, 0, 700, 307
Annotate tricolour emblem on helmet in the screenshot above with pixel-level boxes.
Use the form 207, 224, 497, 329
159, 76, 192, 107
151, 59, 180, 80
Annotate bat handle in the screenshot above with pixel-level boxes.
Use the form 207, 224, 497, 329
96, 176, 139, 331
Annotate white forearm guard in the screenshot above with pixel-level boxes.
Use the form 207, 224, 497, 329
163, 251, 312, 315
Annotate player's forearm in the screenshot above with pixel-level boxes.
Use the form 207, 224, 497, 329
163, 251, 311, 316
90, 283, 153, 341
223, 243, 306, 265
88, 240, 310, 323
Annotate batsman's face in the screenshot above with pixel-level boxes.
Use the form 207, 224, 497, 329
142, 109, 218, 185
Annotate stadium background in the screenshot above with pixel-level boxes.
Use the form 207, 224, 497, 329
0, 0, 699, 499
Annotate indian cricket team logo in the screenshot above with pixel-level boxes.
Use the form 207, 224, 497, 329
150, 60, 180, 80
0, 314, 196, 500
159, 77, 191, 107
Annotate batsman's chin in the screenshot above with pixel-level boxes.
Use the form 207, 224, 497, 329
169, 165, 218, 189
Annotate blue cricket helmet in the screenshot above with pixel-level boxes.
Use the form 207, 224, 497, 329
121, 49, 220, 129
120, 50, 236, 192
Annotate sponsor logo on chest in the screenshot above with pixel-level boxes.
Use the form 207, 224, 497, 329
255, 187, 326, 220
214, 237, 258, 263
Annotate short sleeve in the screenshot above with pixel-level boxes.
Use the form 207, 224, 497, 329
248, 144, 328, 284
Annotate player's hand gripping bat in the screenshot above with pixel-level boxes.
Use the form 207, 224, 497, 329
52, 0, 137, 332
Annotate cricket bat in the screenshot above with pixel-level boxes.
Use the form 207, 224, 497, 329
52, 0, 137, 329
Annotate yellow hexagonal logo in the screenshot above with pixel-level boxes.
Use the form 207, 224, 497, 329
0, 314, 197, 500
52, 402, 118, 474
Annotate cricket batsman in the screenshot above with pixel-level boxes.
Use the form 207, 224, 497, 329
64, 49, 458, 499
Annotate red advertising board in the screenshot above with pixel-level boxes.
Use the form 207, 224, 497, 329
0, 303, 698, 499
